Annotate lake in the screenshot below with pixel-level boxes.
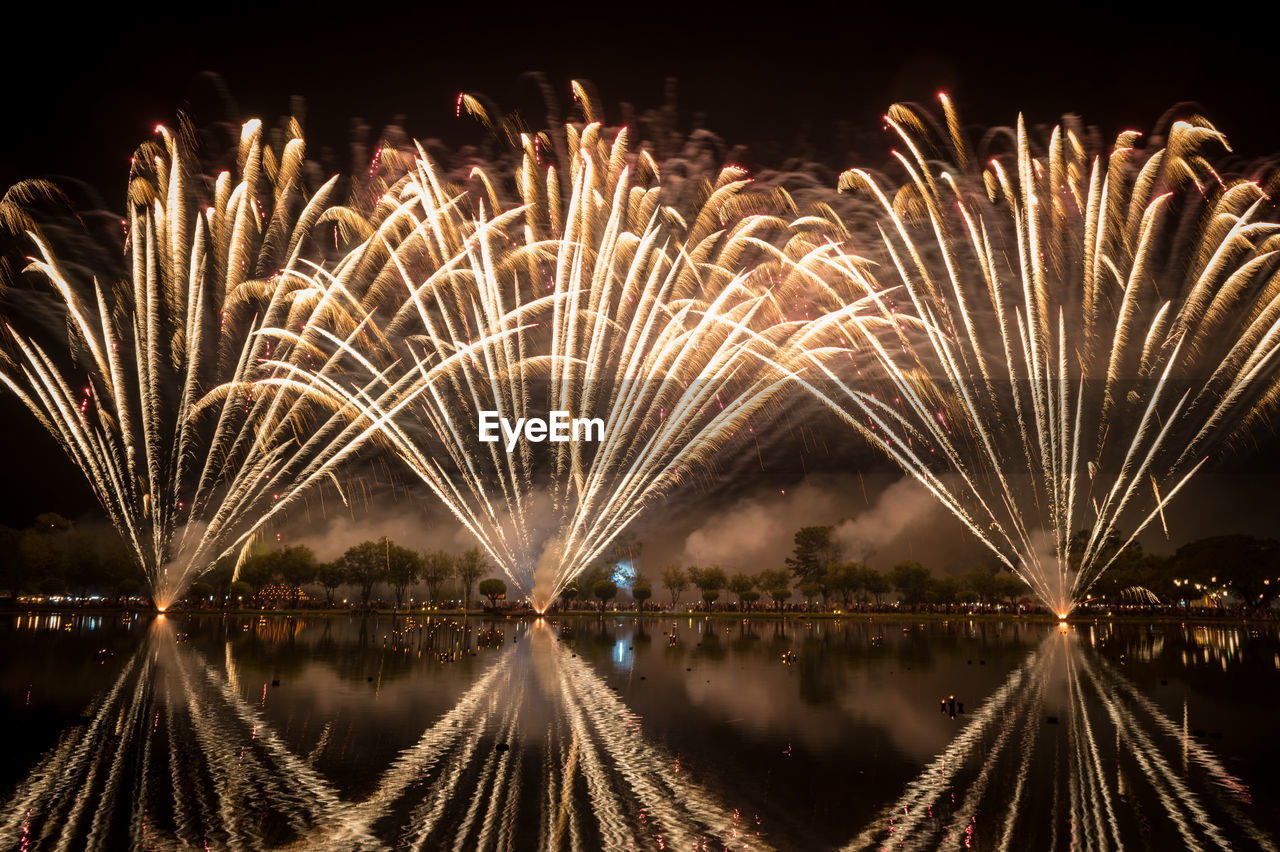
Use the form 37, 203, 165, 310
0, 612, 1276, 850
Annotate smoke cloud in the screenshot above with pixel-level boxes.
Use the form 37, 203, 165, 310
671, 474, 985, 575
831, 477, 943, 564
278, 499, 471, 563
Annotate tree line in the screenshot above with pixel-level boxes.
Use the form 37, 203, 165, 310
0, 515, 500, 609
5, 513, 1279, 613
552, 561, 1025, 612
199, 539, 494, 609
0, 514, 143, 597
553, 525, 1280, 613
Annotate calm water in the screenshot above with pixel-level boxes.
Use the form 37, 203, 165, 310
0, 612, 1277, 850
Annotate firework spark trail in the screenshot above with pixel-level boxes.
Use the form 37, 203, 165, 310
841, 644, 1046, 851
9, 93, 1276, 618
790, 97, 1280, 613
278, 86, 890, 610
0, 120, 379, 607
393, 621, 762, 850
0, 117, 538, 607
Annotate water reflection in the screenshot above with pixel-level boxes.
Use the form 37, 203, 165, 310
2, 614, 1278, 849
844, 627, 1275, 851
1, 616, 758, 851
2, 616, 361, 848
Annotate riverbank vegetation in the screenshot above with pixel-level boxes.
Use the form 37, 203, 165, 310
3, 516, 1278, 616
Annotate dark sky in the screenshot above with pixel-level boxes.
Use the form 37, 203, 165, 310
2, 5, 1279, 542
4, 6, 1280, 191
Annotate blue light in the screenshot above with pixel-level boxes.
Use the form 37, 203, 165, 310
612, 561, 636, 587
613, 638, 632, 671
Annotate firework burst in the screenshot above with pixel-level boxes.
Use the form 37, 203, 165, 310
273, 86, 892, 611
789, 97, 1280, 614
0, 118, 429, 607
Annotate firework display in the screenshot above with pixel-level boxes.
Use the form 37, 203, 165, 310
2, 89, 1278, 616
8, 15, 1280, 845
0, 119, 502, 608
265, 89, 895, 611
787, 97, 1280, 614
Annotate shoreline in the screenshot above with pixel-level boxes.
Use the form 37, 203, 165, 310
6, 606, 1274, 626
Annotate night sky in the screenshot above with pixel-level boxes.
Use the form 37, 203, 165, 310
2, 6, 1278, 551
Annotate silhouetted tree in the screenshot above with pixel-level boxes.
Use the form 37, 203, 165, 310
278, 545, 318, 608
993, 573, 1027, 609
823, 561, 864, 608
727, 572, 755, 611
689, 566, 728, 611
756, 569, 792, 611
421, 550, 452, 605
317, 562, 345, 604
1090, 544, 1175, 604
786, 526, 840, 584
889, 560, 933, 606
861, 568, 891, 606
228, 580, 252, 603
1172, 535, 1280, 609
593, 579, 618, 611
455, 548, 488, 609
384, 541, 423, 608
932, 574, 962, 605
188, 582, 214, 605
960, 564, 1001, 605
632, 575, 653, 609
38, 576, 65, 595
661, 565, 688, 608
239, 550, 281, 599
339, 540, 388, 605
19, 526, 60, 591
479, 578, 507, 608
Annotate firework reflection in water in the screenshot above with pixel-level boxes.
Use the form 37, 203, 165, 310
844, 625, 1273, 851
0, 617, 755, 851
